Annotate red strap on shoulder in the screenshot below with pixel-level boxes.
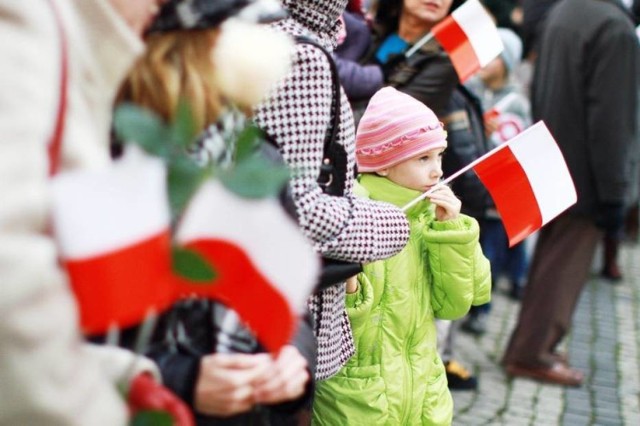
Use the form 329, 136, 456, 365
47, 0, 68, 177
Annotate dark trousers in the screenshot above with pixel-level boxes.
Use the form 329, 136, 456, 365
502, 213, 601, 367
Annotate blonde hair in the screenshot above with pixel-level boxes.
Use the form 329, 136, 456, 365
118, 29, 223, 134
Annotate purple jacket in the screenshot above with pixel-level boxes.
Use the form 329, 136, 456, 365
334, 12, 383, 102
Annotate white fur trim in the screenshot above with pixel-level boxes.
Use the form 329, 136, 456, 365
213, 19, 293, 107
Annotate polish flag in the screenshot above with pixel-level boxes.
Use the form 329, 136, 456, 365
51, 149, 175, 334
432, 0, 503, 82
473, 122, 576, 246
483, 93, 519, 122
175, 181, 319, 353
403, 122, 576, 247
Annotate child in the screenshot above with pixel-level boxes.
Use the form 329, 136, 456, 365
312, 87, 491, 426
464, 28, 531, 310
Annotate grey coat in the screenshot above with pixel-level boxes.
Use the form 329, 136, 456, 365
531, 0, 640, 218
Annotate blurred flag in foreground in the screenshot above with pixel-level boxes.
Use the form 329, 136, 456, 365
403, 122, 576, 247
51, 149, 175, 334
432, 0, 503, 82
175, 181, 319, 353
473, 122, 576, 246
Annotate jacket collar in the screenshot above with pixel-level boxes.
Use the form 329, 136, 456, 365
358, 174, 432, 218
282, 0, 347, 49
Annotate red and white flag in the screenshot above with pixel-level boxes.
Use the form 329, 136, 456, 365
483, 93, 519, 122
175, 181, 319, 353
403, 122, 576, 247
432, 0, 503, 82
51, 149, 175, 334
473, 122, 576, 246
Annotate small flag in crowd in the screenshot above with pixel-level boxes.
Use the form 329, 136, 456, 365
482, 92, 519, 122
51, 149, 175, 334
403, 121, 576, 247
483, 93, 528, 143
432, 0, 503, 82
471, 122, 576, 246
175, 181, 319, 353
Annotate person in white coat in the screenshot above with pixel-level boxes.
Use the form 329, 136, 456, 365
0, 0, 192, 424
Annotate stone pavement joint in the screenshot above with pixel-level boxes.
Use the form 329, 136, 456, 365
451, 242, 640, 425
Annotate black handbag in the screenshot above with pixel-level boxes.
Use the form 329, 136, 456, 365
263, 36, 362, 292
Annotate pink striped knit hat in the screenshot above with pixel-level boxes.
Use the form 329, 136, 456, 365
356, 87, 447, 172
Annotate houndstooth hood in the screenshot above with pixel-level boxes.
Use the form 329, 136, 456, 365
281, 0, 347, 47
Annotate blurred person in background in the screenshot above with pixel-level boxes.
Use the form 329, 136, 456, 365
462, 28, 531, 335
503, 0, 640, 387
0, 0, 192, 424
115, 1, 317, 424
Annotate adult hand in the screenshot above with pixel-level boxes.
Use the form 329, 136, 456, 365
252, 345, 310, 405
128, 373, 194, 426
194, 353, 271, 417
427, 185, 461, 222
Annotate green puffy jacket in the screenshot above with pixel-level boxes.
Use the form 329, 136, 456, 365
313, 174, 491, 425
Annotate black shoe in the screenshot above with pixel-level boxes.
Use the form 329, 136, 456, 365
445, 360, 478, 391
600, 267, 623, 282
509, 284, 524, 300
461, 313, 487, 336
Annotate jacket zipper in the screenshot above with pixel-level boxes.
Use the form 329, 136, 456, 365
399, 239, 419, 423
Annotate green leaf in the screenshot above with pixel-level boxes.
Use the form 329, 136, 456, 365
234, 124, 265, 161
130, 410, 173, 426
167, 157, 207, 219
219, 153, 290, 199
172, 247, 217, 283
170, 100, 198, 149
113, 103, 169, 158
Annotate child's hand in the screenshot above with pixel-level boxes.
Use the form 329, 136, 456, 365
427, 185, 461, 222
345, 275, 359, 294
484, 116, 499, 138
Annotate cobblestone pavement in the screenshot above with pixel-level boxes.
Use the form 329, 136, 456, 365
452, 241, 640, 425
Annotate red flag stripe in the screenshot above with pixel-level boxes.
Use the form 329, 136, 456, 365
65, 231, 175, 334
432, 17, 481, 82
473, 146, 542, 246
176, 239, 295, 353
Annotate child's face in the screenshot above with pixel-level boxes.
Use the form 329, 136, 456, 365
379, 147, 445, 192
477, 56, 508, 87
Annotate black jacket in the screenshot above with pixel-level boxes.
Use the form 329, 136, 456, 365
146, 300, 317, 426
96, 301, 317, 426
531, 0, 640, 218
441, 85, 493, 220
372, 37, 459, 118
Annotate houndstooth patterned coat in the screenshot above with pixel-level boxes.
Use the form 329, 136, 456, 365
253, 0, 410, 381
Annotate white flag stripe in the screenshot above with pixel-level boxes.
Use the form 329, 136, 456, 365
492, 93, 520, 113
508, 122, 577, 224
51, 148, 169, 258
176, 181, 318, 313
453, 0, 504, 66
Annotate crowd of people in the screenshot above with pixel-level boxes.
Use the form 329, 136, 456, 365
1, 0, 639, 425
